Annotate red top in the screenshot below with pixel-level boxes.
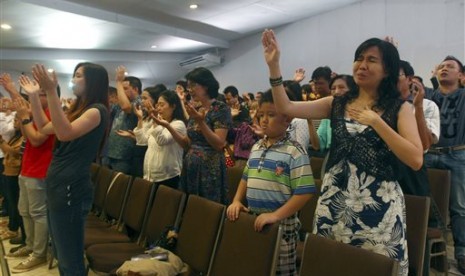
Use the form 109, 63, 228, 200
20, 109, 55, 178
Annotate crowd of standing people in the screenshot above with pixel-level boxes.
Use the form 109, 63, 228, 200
0, 29, 464, 276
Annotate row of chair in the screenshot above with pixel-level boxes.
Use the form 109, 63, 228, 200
88, 162, 450, 276
87, 164, 283, 275
86, 163, 406, 276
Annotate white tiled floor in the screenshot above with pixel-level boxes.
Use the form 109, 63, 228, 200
0, 217, 98, 276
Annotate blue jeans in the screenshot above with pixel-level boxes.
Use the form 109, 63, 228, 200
47, 198, 92, 276
425, 150, 465, 259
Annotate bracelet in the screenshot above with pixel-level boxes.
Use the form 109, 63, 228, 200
269, 76, 283, 87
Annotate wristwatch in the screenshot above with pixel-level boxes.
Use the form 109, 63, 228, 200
21, 118, 33, 125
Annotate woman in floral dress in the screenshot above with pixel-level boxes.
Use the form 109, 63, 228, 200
261, 30, 423, 276
177, 67, 232, 204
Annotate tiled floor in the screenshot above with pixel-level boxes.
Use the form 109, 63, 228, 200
0, 217, 98, 276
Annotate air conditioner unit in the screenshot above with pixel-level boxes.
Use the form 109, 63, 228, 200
179, 53, 222, 69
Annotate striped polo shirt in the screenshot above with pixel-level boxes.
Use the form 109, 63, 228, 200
244, 135, 316, 214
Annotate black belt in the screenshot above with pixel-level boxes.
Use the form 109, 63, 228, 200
428, 145, 465, 154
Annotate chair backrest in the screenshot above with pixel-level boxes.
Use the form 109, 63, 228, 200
226, 166, 246, 205
310, 157, 324, 179
90, 162, 101, 184
174, 195, 225, 275
209, 213, 282, 276
298, 179, 322, 233
404, 194, 430, 276
92, 166, 115, 213
143, 185, 186, 245
120, 177, 156, 235
102, 173, 132, 225
299, 233, 399, 276
427, 168, 451, 226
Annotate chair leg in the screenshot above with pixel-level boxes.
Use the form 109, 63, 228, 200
48, 237, 55, 269
423, 240, 431, 276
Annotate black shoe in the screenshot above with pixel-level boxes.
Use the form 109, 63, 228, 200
457, 256, 465, 275
9, 235, 24, 245
9, 244, 26, 254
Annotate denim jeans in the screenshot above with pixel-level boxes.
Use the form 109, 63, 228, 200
425, 150, 465, 259
18, 175, 48, 258
48, 198, 92, 276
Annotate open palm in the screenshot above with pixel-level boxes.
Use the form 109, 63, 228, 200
32, 64, 58, 93
18, 75, 40, 95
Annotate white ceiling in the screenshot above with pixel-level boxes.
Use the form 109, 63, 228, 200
0, 0, 361, 87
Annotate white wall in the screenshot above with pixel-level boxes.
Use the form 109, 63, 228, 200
211, 0, 465, 93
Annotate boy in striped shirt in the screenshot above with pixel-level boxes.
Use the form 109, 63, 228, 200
227, 90, 316, 275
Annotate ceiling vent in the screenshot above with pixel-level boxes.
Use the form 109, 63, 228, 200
179, 53, 222, 69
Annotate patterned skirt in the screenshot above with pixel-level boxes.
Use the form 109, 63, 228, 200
313, 161, 409, 276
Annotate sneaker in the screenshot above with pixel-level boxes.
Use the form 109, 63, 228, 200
5, 246, 32, 259
9, 235, 24, 245
11, 256, 47, 273
0, 230, 17, 240
457, 256, 465, 275
9, 244, 26, 254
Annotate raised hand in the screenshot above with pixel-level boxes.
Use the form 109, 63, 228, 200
13, 98, 31, 118
249, 122, 264, 137
411, 78, 425, 108
231, 107, 240, 117
151, 114, 170, 128
115, 66, 127, 82
143, 100, 157, 117
384, 36, 399, 48
261, 29, 280, 66
431, 64, 439, 78
0, 73, 17, 93
31, 64, 58, 93
18, 75, 41, 95
293, 68, 306, 82
134, 103, 144, 119
185, 103, 206, 122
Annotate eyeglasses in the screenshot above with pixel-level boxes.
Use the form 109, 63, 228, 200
398, 73, 406, 77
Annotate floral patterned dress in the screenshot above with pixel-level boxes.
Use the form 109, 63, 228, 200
179, 100, 232, 204
313, 96, 409, 276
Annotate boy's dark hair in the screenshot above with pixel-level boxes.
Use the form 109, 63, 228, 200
443, 56, 464, 73
399, 60, 415, 77
259, 89, 274, 106
311, 66, 332, 82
